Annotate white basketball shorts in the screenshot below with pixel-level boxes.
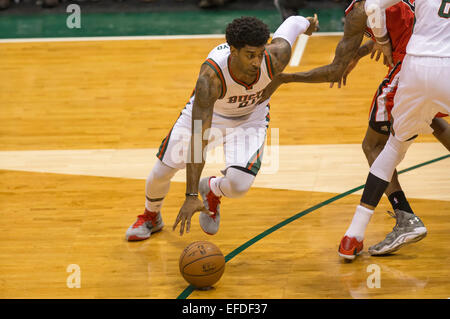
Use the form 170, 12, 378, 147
156, 103, 270, 175
392, 55, 450, 141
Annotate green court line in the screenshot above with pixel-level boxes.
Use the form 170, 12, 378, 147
177, 153, 450, 299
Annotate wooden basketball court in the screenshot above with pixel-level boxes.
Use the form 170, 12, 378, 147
0, 35, 448, 299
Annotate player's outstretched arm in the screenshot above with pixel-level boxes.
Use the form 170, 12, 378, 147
291, 4, 366, 83
172, 65, 221, 236
258, 3, 367, 101
340, 39, 376, 87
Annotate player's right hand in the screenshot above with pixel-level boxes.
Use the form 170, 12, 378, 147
305, 14, 319, 36
374, 38, 394, 68
370, 41, 384, 62
173, 196, 209, 236
341, 57, 360, 87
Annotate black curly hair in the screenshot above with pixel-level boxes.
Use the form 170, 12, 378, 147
225, 16, 270, 49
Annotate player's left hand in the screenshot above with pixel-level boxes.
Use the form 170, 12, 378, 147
375, 37, 394, 68
173, 196, 209, 236
342, 57, 359, 86
330, 57, 360, 88
370, 41, 384, 62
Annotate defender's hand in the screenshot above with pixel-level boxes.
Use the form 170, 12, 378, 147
375, 37, 394, 68
305, 14, 319, 36
172, 196, 209, 236
330, 56, 360, 89
370, 41, 384, 62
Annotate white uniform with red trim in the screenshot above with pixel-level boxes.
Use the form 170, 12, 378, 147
156, 43, 274, 174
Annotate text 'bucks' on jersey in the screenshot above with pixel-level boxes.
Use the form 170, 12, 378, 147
185, 43, 274, 118
407, 0, 450, 57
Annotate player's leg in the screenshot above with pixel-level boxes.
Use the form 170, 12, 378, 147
355, 65, 424, 256
364, 134, 427, 256
363, 63, 417, 216
339, 59, 422, 260
198, 105, 269, 235
126, 111, 191, 241
126, 160, 179, 241
347, 55, 450, 257
368, 116, 449, 252
198, 167, 256, 235
431, 117, 450, 152
370, 56, 450, 255
340, 133, 417, 259
369, 57, 450, 255
362, 125, 415, 211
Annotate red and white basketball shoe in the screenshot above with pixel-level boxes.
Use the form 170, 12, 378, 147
338, 236, 364, 260
199, 176, 221, 235
126, 209, 164, 241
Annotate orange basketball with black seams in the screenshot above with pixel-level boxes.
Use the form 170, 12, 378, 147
179, 241, 225, 289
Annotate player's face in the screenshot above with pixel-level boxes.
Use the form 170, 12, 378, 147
236, 45, 266, 76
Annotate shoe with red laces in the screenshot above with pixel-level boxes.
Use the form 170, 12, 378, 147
338, 236, 364, 260
199, 176, 221, 235
125, 209, 164, 241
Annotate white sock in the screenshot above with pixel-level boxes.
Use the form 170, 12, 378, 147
345, 205, 374, 241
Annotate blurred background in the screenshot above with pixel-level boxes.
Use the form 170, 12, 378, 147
0, 0, 352, 39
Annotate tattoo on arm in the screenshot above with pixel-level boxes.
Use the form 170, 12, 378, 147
186, 66, 221, 193
266, 37, 292, 75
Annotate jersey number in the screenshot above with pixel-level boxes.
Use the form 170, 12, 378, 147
439, 0, 450, 18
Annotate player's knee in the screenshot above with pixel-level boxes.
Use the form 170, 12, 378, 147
231, 184, 251, 198
385, 135, 411, 162
361, 137, 374, 158
149, 160, 178, 182
362, 136, 384, 162
226, 168, 255, 198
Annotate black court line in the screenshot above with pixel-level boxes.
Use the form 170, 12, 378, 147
177, 154, 449, 299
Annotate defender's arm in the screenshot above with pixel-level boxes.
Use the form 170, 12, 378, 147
257, 5, 367, 101
283, 3, 367, 84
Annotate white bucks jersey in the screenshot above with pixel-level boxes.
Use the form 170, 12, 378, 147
407, 0, 450, 57
186, 43, 274, 117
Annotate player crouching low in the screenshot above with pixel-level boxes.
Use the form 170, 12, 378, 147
126, 14, 319, 241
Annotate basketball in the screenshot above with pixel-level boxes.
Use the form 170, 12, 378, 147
179, 241, 225, 289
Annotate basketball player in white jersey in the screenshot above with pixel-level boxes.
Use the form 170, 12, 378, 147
125, 16, 319, 240
338, 0, 450, 259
